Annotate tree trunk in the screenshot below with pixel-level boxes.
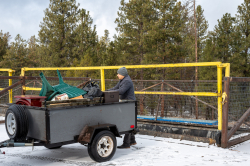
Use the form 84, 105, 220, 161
194, 0, 198, 119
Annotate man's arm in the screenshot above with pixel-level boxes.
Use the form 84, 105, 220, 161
107, 82, 119, 91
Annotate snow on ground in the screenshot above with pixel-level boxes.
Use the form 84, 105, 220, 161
0, 123, 250, 166
0, 117, 4, 121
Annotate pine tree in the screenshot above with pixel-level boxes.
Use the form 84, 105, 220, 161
97, 29, 110, 66
145, 0, 185, 80
201, 13, 240, 78
72, 9, 98, 61
115, 0, 155, 79
215, 13, 235, 62
193, 5, 210, 80
115, 0, 156, 114
26, 36, 40, 67
235, 0, 250, 77
65, 8, 99, 78
1, 35, 27, 75
38, 0, 80, 68
196, 5, 208, 58
178, 4, 208, 80
199, 31, 217, 80
0, 30, 10, 63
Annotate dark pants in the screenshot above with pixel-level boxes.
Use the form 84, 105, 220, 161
123, 133, 136, 146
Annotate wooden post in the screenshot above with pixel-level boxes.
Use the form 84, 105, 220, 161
140, 96, 144, 115
221, 77, 230, 148
194, 0, 198, 120
140, 81, 144, 115
161, 83, 164, 117
21, 76, 26, 95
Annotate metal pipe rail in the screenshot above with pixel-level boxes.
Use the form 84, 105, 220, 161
0, 62, 230, 130
19, 62, 230, 130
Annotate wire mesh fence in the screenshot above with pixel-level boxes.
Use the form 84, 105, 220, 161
228, 81, 250, 129
0, 76, 219, 119
1, 75, 250, 124
104, 80, 218, 120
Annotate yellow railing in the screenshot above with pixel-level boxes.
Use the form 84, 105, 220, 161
20, 62, 230, 130
0, 69, 15, 103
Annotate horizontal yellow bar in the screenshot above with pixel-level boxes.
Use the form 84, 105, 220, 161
135, 91, 219, 96
23, 87, 42, 91
23, 87, 218, 96
0, 69, 15, 72
0, 88, 4, 90
22, 62, 223, 72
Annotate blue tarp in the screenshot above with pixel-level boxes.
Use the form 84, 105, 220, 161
137, 115, 218, 125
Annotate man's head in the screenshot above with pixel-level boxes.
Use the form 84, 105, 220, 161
117, 67, 128, 80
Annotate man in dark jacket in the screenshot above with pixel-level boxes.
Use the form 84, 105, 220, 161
107, 67, 136, 148
108, 67, 136, 101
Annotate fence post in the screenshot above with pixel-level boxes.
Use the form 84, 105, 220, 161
21, 68, 26, 95
21, 76, 26, 95
217, 66, 223, 130
8, 71, 13, 103
221, 77, 230, 148
100, 69, 105, 91
161, 82, 164, 117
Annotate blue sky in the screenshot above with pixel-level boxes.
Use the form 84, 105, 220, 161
0, 0, 245, 42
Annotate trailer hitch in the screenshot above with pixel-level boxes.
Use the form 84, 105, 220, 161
0, 139, 34, 150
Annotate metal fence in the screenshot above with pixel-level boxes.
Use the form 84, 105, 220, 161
105, 79, 218, 120
1, 62, 231, 130
2, 76, 250, 123
0, 76, 219, 120
221, 77, 250, 148
228, 79, 250, 126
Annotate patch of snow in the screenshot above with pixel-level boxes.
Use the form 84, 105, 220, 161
0, 117, 4, 121
0, 124, 250, 165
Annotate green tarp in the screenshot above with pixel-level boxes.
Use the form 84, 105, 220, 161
39, 70, 87, 101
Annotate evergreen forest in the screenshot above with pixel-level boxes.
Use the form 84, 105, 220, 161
1, 0, 250, 80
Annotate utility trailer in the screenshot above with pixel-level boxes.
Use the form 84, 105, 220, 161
0, 99, 138, 162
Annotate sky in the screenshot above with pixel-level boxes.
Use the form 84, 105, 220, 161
0, 0, 245, 42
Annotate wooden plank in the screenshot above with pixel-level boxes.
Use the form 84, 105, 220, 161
227, 107, 250, 140
228, 134, 250, 147
45, 101, 98, 108
0, 80, 23, 96
230, 77, 250, 82
43, 97, 103, 108
163, 82, 218, 110
43, 98, 91, 105
0, 76, 22, 79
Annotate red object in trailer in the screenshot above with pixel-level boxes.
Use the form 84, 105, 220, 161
14, 95, 47, 107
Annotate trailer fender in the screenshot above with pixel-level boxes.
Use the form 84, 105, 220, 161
78, 124, 120, 144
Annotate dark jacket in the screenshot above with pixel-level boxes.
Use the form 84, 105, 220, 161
107, 75, 136, 100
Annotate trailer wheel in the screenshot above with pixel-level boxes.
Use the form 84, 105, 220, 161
5, 105, 29, 141
88, 130, 117, 162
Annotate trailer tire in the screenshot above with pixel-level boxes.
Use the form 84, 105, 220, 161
88, 130, 117, 162
5, 105, 29, 141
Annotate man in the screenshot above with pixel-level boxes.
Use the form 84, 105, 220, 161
107, 67, 136, 148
